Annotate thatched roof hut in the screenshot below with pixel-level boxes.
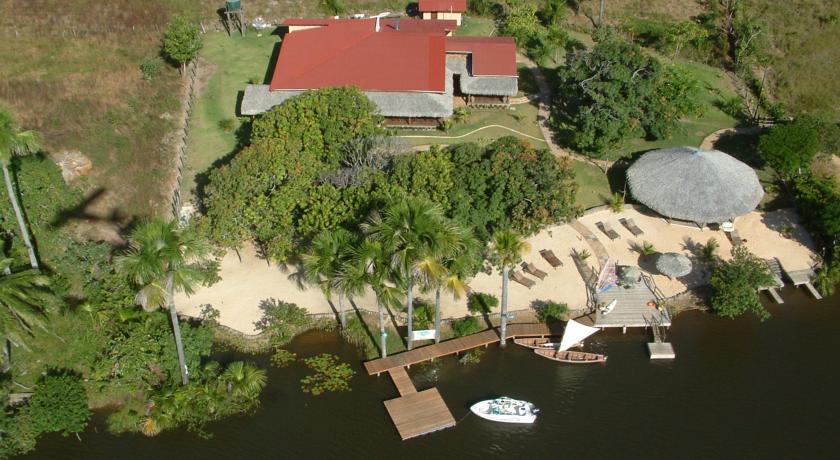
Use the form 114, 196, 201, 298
626, 147, 764, 224
656, 252, 693, 278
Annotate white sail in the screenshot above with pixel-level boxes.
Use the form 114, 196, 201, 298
558, 319, 601, 351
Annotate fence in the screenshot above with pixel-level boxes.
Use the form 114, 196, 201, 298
169, 62, 198, 222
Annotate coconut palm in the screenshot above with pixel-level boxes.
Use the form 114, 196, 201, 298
365, 198, 462, 350
343, 239, 401, 358
0, 107, 42, 269
116, 219, 215, 385
301, 229, 354, 327
220, 361, 267, 399
420, 235, 479, 344
490, 228, 530, 347
0, 258, 50, 371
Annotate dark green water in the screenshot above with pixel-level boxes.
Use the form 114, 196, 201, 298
23, 286, 839, 460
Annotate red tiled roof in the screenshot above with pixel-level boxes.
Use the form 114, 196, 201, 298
270, 21, 447, 92
419, 0, 468, 13
445, 36, 518, 76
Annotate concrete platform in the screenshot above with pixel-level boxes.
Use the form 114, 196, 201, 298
647, 342, 675, 359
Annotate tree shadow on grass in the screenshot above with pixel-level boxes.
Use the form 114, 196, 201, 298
606, 149, 653, 198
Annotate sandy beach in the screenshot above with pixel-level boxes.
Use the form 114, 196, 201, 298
177, 207, 817, 335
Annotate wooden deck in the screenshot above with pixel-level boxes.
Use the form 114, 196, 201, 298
364, 323, 561, 375
388, 367, 416, 396
383, 389, 456, 440
783, 267, 823, 300
593, 282, 671, 329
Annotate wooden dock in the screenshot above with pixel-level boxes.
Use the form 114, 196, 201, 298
388, 367, 416, 396
759, 258, 785, 304
593, 282, 670, 330
383, 389, 456, 440
365, 323, 561, 375
783, 267, 823, 300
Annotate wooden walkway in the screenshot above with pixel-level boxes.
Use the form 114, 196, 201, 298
364, 323, 561, 375
388, 367, 416, 396
383, 389, 456, 440
759, 258, 785, 304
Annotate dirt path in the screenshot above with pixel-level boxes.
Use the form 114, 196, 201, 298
699, 125, 765, 150
400, 124, 547, 143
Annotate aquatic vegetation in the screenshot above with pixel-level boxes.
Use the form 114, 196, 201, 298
300, 354, 355, 396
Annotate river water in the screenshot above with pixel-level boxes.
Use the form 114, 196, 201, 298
23, 286, 838, 460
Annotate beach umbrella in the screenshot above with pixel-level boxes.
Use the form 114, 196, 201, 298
619, 266, 641, 285
656, 252, 693, 278
626, 147, 764, 225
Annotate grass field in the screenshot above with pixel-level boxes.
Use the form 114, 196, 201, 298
455, 16, 496, 37
571, 160, 612, 209
182, 31, 279, 196
399, 103, 546, 147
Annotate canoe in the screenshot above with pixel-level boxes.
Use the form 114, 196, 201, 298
534, 348, 606, 364
513, 337, 559, 349
469, 397, 539, 424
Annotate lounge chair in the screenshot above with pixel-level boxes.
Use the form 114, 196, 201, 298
595, 221, 621, 240
522, 262, 548, 280
619, 217, 644, 236
728, 229, 743, 246
511, 270, 536, 289
539, 249, 563, 268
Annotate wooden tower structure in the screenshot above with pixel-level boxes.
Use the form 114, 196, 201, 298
224, 0, 246, 36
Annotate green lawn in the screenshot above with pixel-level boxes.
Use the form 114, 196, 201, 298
182, 31, 279, 196
571, 160, 612, 209
455, 16, 496, 37
399, 104, 546, 147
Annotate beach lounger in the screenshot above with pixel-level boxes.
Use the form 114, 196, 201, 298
511, 270, 536, 289
595, 221, 621, 240
522, 262, 548, 280
539, 249, 563, 268
619, 217, 644, 236
728, 229, 743, 246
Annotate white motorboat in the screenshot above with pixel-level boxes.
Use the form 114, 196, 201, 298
470, 397, 539, 424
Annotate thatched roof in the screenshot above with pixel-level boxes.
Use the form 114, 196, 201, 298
656, 252, 693, 278
626, 147, 764, 224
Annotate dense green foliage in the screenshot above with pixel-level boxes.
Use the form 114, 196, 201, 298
300, 353, 355, 395
759, 119, 820, 179
26, 370, 91, 436
499, 0, 567, 65
162, 15, 202, 69
709, 246, 774, 320
553, 32, 701, 157
254, 299, 316, 349
537, 301, 568, 323
792, 174, 840, 257
451, 316, 483, 337
467, 292, 499, 315
0, 260, 51, 357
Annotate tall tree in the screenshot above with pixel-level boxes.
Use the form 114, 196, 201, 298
427, 236, 479, 343
162, 15, 203, 75
116, 219, 217, 385
366, 198, 463, 350
0, 258, 50, 371
301, 229, 355, 327
759, 119, 820, 180
709, 245, 774, 320
490, 229, 530, 346
0, 107, 41, 269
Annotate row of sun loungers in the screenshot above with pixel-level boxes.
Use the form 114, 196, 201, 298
511, 258, 556, 289
595, 218, 645, 240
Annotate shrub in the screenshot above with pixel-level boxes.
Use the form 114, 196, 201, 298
28, 370, 91, 436
701, 238, 719, 263
576, 248, 591, 261
609, 192, 624, 213
254, 299, 313, 348
468, 292, 499, 315
140, 56, 164, 81
451, 316, 482, 337
439, 119, 453, 132
710, 246, 774, 320
639, 241, 657, 257
537, 301, 568, 323
300, 354, 355, 395
412, 301, 435, 329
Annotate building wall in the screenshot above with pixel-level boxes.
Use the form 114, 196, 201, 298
287, 25, 325, 33
423, 11, 462, 25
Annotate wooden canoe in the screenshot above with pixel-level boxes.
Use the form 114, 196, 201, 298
534, 348, 606, 364
514, 337, 559, 349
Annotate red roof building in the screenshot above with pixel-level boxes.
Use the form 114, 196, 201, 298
242, 16, 518, 126
419, 0, 467, 25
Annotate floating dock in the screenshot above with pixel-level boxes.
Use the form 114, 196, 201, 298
783, 267, 822, 300
647, 342, 676, 359
383, 388, 456, 440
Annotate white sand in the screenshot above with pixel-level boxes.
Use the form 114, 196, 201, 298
177, 208, 816, 334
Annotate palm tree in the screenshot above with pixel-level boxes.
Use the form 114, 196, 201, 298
116, 219, 215, 385
344, 239, 401, 358
490, 228, 530, 347
301, 229, 354, 327
0, 258, 50, 371
365, 198, 462, 350
0, 107, 42, 269
421, 235, 478, 344
220, 361, 267, 399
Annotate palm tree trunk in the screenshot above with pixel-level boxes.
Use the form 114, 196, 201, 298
500, 265, 509, 347
166, 274, 189, 385
378, 300, 387, 359
434, 287, 442, 344
338, 294, 346, 328
406, 277, 414, 350
3, 163, 38, 269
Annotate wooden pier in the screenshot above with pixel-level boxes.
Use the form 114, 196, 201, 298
368, 323, 562, 440
759, 258, 785, 304
783, 267, 822, 300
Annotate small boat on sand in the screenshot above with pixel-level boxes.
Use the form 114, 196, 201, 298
470, 397, 539, 424
532, 319, 607, 364
513, 337, 559, 349
534, 348, 606, 363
